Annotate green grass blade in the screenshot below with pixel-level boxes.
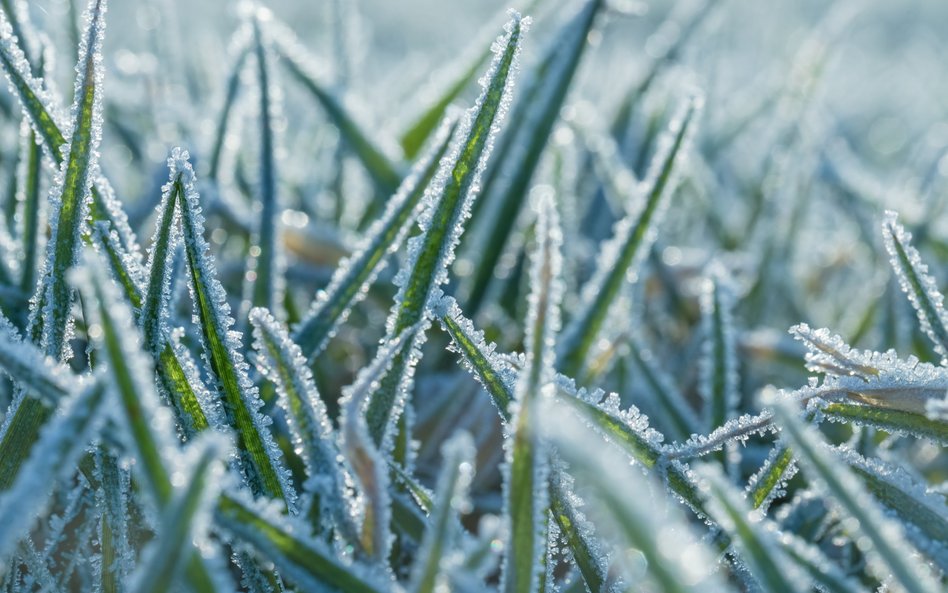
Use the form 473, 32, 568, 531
250, 307, 356, 539
141, 172, 182, 355
17, 119, 43, 294
293, 116, 458, 359
556, 95, 702, 378
502, 191, 562, 593
541, 398, 730, 593
627, 332, 700, 440
94, 448, 130, 593
881, 210, 948, 361
364, 13, 528, 450
0, 376, 107, 575
699, 267, 739, 434
271, 19, 403, 195
698, 464, 808, 593
773, 399, 940, 593
409, 432, 475, 593
32, 0, 107, 361
819, 400, 948, 445
246, 14, 283, 314
176, 148, 295, 508
215, 492, 390, 593
128, 435, 226, 593
0, 313, 70, 404
462, 0, 603, 316
207, 32, 251, 182
746, 444, 797, 511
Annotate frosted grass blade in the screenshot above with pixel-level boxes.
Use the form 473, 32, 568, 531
0, 314, 70, 404
246, 14, 284, 314
32, 0, 107, 361
94, 448, 130, 593
557, 95, 702, 378
773, 400, 940, 593
779, 532, 866, 593
208, 31, 251, 182
409, 432, 475, 593
128, 436, 226, 593
463, 0, 603, 316
365, 13, 527, 449
697, 465, 808, 593
819, 400, 948, 445
215, 492, 390, 593
271, 19, 402, 195
249, 307, 354, 538
881, 211, 948, 361
293, 116, 458, 359
699, 267, 739, 434
746, 444, 796, 511
176, 148, 295, 508
17, 119, 43, 294
627, 333, 700, 440
540, 398, 730, 593
501, 191, 562, 593
0, 375, 106, 575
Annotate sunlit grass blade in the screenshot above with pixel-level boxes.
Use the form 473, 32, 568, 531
0, 375, 106, 575
409, 432, 475, 593
772, 399, 940, 593
364, 13, 527, 450
176, 148, 295, 508
819, 400, 948, 445
270, 18, 402, 195
746, 444, 797, 511
557, 94, 702, 378
540, 397, 731, 593
32, 0, 107, 361
697, 464, 808, 593
249, 307, 355, 538
293, 116, 458, 359
462, 0, 604, 316
881, 210, 948, 361
128, 435, 226, 593
245, 13, 284, 314
215, 492, 390, 593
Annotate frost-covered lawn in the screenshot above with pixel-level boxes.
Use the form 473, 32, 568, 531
0, 0, 945, 592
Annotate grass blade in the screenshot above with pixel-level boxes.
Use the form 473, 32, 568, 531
409, 432, 475, 593
697, 464, 808, 593
772, 399, 940, 593
32, 0, 107, 361
819, 400, 948, 445
215, 492, 390, 593
293, 116, 458, 359
17, 118, 44, 295
271, 18, 403, 195
0, 376, 107, 575
881, 210, 948, 361
176, 148, 295, 508
556, 94, 701, 378
364, 13, 528, 449
501, 191, 562, 593
462, 0, 604, 316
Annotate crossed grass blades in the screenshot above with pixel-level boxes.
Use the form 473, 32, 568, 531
0, 0, 944, 592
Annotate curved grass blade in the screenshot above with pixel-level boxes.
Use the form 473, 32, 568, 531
246, 14, 284, 314
462, 0, 604, 316
541, 398, 730, 593
249, 307, 355, 538
697, 464, 808, 593
364, 13, 528, 450
557, 94, 702, 378
271, 18, 402, 195
32, 0, 107, 361
293, 116, 458, 359
409, 432, 475, 593
128, 435, 226, 593
215, 492, 390, 593
176, 148, 295, 508
881, 210, 948, 361
501, 191, 562, 593
0, 375, 107, 576
772, 400, 940, 593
